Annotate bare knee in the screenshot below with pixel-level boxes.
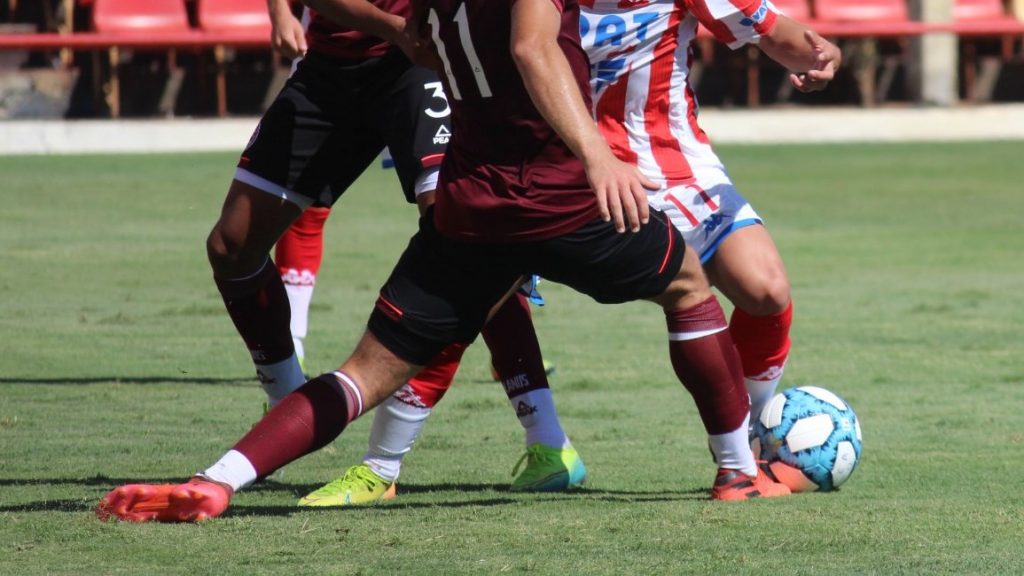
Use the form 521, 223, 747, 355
733, 269, 790, 316
206, 224, 262, 278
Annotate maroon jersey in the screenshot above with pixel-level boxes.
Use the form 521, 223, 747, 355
423, 0, 600, 243
307, 1, 410, 60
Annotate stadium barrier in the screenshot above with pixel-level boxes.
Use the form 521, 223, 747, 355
1, 1, 1023, 115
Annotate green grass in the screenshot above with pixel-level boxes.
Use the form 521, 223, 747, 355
1, 142, 1023, 575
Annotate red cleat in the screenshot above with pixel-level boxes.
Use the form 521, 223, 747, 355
96, 479, 232, 523
710, 464, 792, 501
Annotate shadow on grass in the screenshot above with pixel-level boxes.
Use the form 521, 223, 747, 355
0, 478, 708, 516
0, 376, 251, 386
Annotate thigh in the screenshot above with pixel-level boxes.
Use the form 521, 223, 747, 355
704, 224, 790, 315
368, 210, 520, 365
528, 211, 685, 305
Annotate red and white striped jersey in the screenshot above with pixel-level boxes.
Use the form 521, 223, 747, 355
580, 0, 779, 186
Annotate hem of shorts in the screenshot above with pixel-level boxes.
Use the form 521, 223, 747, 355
234, 168, 314, 209
698, 218, 763, 264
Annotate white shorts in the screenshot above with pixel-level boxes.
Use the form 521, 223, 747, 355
649, 178, 761, 264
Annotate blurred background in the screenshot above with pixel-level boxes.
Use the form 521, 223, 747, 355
1, 0, 1023, 121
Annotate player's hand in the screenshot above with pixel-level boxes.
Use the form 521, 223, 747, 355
271, 12, 307, 59
394, 17, 441, 70
586, 154, 659, 233
790, 30, 841, 93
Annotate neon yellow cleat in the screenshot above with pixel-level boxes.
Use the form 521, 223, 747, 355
298, 464, 397, 507
510, 444, 587, 492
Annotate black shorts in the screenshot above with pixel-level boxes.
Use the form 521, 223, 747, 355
236, 49, 450, 207
367, 208, 685, 364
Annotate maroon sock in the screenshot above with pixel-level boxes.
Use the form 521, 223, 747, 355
214, 259, 294, 364
482, 292, 550, 398
665, 296, 749, 435
233, 372, 363, 478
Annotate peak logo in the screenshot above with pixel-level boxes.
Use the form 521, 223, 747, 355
739, 0, 769, 26
516, 401, 538, 418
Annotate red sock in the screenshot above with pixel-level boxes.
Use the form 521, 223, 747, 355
482, 293, 550, 398
233, 371, 363, 478
400, 342, 469, 408
730, 301, 792, 379
214, 259, 293, 364
276, 206, 330, 284
665, 296, 749, 435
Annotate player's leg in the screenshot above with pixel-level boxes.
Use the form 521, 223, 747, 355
532, 213, 787, 500
97, 330, 422, 522
215, 53, 382, 409
98, 215, 508, 522
297, 341, 469, 507
704, 224, 792, 424
294, 57, 464, 506
207, 180, 306, 407
275, 205, 332, 372
649, 241, 789, 501
304, 289, 584, 504
482, 292, 587, 491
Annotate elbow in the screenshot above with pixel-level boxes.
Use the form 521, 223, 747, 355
510, 37, 544, 71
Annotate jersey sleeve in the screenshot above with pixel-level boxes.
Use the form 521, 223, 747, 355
686, 0, 779, 50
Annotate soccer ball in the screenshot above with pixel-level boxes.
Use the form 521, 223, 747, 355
752, 386, 863, 493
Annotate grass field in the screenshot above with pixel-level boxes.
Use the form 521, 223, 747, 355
2, 141, 1023, 575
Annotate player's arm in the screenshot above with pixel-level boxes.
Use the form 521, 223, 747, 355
757, 14, 841, 93
510, 0, 655, 233
268, 0, 307, 59
301, 0, 435, 66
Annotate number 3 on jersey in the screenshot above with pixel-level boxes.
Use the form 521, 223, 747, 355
429, 4, 492, 100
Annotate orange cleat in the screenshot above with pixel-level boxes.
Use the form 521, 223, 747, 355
96, 479, 232, 523
710, 464, 792, 501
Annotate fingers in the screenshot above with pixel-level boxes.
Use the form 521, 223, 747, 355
607, 186, 626, 233
596, 187, 611, 226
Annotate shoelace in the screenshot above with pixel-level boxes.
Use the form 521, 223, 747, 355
316, 467, 382, 495
510, 446, 554, 477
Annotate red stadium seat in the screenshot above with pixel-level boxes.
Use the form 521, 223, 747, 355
92, 0, 190, 34
197, 0, 274, 116
91, 0, 191, 117
773, 0, 813, 22
813, 0, 909, 23
953, 0, 1023, 102
197, 0, 272, 35
954, 0, 1010, 21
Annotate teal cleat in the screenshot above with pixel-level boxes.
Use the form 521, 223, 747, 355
510, 444, 587, 492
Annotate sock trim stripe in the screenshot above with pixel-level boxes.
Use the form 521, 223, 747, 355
333, 370, 364, 417
668, 326, 726, 341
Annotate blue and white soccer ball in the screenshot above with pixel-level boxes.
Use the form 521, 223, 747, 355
752, 386, 863, 492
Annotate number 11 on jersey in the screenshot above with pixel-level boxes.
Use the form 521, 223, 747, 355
429, 4, 492, 100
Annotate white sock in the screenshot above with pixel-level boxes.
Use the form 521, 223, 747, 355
198, 449, 258, 492
509, 388, 570, 449
746, 369, 785, 424
284, 283, 313, 343
362, 393, 432, 482
255, 355, 306, 407
708, 413, 757, 477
